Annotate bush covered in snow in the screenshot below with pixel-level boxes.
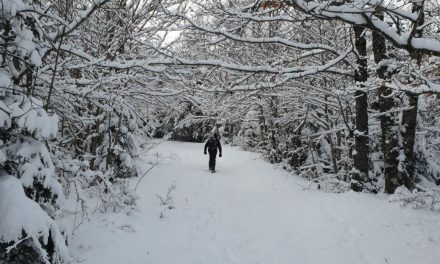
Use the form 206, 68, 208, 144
389, 186, 440, 211
0, 175, 69, 264
0, 0, 71, 261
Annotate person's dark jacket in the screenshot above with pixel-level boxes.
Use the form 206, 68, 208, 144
204, 137, 222, 157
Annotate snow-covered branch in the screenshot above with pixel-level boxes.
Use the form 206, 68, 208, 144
284, 0, 440, 55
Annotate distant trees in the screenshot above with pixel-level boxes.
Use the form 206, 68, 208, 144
162, 0, 440, 193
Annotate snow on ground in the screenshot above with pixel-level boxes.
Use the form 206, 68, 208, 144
69, 141, 440, 264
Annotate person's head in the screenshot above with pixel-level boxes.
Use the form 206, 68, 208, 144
213, 133, 218, 139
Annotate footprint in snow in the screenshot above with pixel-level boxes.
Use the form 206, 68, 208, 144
119, 224, 136, 233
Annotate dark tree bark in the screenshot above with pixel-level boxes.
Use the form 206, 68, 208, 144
257, 96, 268, 148
378, 84, 400, 194
399, 0, 425, 189
289, 112, 308, 168
268, 96, 281, 163
372, 13, 401, 194
351, 25, 369, 192
324, 101, 338, 173
400, 93, 418, 189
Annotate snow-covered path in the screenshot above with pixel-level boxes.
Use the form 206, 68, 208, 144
71, 141, 440, 264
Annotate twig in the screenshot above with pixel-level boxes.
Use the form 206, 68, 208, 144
134, 159, 160, 191
6, 236, 31, 253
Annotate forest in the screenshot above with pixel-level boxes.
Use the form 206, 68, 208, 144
0, 0, 440, 263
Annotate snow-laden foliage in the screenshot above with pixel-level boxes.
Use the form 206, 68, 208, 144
0, 0, 69, 262
0, 94, 62, 204
154, 0, 440, 197
0, 175, 69, 264
389, 186, 440, 211
1, 0, 440, 262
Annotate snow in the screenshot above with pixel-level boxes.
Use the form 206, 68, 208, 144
289, 0, 440, 55
31, 50, 43, 67
0, 174, 70, 263
0, 0, 24, 20
0, 72, 12, 97
412, 38, 440, 53
68, 141, 440, 264
14, 28, 36, 57
0, 72, 11, 88
0, 150, 6, 164
8, 96, 59, 139
0, 175, 47, 243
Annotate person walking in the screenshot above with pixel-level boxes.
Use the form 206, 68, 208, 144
204, 133, 222, 172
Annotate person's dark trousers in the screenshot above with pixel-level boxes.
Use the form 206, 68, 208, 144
208, 150, 217, 171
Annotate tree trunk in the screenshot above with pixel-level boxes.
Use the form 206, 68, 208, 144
399, 0, 425, 189
400, 93, 418, 189
372, 13, 400, 194
258, 97, 267, 148
268, 96, 281, 163
378, 86, 400, 194
351, 25, 369, 191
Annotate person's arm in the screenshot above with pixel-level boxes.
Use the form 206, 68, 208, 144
204, 140, 208, 154
217, 139, 222, 156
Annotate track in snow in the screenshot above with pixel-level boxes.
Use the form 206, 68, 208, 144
70, 141, 440, 264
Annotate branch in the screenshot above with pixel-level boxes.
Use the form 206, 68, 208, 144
283, 0, 440, 56
54, 0, 111, 42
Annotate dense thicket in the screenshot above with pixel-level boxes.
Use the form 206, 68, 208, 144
0, 0, 176, 262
